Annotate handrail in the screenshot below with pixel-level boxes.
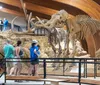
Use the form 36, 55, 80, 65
0, 59, 5, 78
2, 58, 100, 84
4, 57, 100, 59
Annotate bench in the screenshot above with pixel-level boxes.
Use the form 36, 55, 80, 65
6, 75, 43, 81
6, 75, 68, 85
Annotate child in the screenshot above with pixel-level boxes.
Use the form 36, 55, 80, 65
28, 40, 40, 76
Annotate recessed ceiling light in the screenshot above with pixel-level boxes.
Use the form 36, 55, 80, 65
0, 6, 3, 9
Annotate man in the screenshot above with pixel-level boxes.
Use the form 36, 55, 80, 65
3, 39, 14, 74
0, 18, 3, 31
3, 18, 8, 31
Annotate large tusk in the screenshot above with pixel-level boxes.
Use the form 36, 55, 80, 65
36, 16, 45, 26
27, 12, 33, 32
11, 16, 19, 31
20, 0, 27, 20
30, 18, 35, 21
11, 15, 33, 35
31, 17, 45, 27
36, 16, 52, 29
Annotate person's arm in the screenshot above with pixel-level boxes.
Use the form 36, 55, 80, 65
34, 49, 39, 56
16, 47, 20, 58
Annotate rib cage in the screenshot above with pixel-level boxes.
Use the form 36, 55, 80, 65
73, 15, 100, 39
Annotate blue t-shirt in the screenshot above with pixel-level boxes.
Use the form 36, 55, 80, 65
30, 46, 39, 60
3, 20, 8, 27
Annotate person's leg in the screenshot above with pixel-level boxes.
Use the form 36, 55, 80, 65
9, 58, 17, 75
9, 64, 17, 75
30, 61, 35, 76
13, 64, 18, 75
6, 62, 11, 75
31, 65, 35, 76
17, 63, 22, 75
3, 26, 6, 31
34, 64, 39, 76
9, 67, 14, 75
28, 64, 33, 76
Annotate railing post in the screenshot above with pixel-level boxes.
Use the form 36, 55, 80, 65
78, 59, 81, 85
86, 59, 87, 78
84, 59, 85, 78
94, 60, 97, 79
63, 59, 65, 75
4, 59, 6, 83
43, 59, 46, 79
84, 59, 87, 78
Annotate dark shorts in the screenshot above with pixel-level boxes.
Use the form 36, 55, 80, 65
31, 58, 39, 65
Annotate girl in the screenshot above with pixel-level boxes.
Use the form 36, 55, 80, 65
29, 40, 40, 76
9, 40, 22, 76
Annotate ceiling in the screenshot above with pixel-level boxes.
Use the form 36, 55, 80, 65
0, 0, 100, 22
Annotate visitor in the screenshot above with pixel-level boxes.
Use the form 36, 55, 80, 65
3, 18, 8, 31
3, 39, 14, 74
0, 18, 3, 25
13, 40, 23, 76
29, 40, 40, 76
0, 18, 3, 31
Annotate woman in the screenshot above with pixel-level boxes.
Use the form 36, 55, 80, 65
29, 40, 40, 76
9, 40, 22, 76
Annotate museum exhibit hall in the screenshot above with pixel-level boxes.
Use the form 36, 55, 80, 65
0, 0, 100, 85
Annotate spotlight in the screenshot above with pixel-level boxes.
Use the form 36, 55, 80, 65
0, 6, 3, 9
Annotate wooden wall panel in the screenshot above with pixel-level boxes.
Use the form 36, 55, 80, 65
93, 0, 100, 5
24, 0, 87, 16
85, 31, 96, 57
54, 0, 100, 20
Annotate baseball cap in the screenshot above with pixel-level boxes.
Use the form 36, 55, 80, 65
32, 40, 38, 43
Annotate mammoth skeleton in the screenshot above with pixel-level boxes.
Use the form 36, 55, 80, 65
10, 10, 70, 70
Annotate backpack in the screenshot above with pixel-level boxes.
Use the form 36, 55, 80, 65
19, 48, 24, 58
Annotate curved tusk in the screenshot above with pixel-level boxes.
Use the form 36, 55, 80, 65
27, 12, 33, 32
11, 16, 19, 31
36, 16, 51, 29
36, 16, 45, 26
30, 18, 35, 22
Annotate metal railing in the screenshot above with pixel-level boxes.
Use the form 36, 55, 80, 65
1, 58, 100, 84
0, 23, 20, 31
0, 24, 48, 36
0, 59, 5, 78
